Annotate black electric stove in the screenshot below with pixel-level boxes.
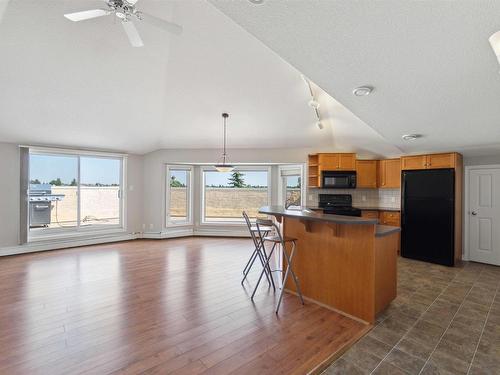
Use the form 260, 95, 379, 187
318, 194, 362, 217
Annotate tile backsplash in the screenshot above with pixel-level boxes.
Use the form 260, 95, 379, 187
307, 188, 401, 209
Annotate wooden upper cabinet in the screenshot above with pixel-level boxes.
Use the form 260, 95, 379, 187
401, 153, 458, 170
318, 154, 339, 170
318, 153, 356, 171
427, 153, 457, 169
338, 153, 356, 170
400, 155, 427, 170
377, 159, 401, 189
356, 160, 378, 189
307, 154, 320, 188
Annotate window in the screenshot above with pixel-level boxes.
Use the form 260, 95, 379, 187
27, 149, 125, 239
202, 167, 270, 223
166, 166, 193, 226
280, 165, 304, 209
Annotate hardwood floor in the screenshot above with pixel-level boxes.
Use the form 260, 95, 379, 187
0, 237, 369, 374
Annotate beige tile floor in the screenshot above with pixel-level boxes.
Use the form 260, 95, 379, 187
324, 257, 500, 375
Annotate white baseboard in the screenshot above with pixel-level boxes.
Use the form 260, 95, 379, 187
0, 233, 138, 257
0, 228, 251, 257
141, 228, 194, 239
194, 228, 249, 237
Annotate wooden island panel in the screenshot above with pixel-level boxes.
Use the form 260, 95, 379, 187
283, 218, 379, 323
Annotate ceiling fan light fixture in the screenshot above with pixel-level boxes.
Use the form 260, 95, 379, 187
63, 0, 183, 47
489, 30, 500, 65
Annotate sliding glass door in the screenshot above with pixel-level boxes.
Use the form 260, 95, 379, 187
28, 150, 125, 239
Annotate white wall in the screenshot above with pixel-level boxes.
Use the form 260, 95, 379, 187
464, 155, 500, 166
0, 142, 144, 249
0, 143, 20, 247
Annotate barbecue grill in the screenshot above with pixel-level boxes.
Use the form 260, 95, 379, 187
29, 184, 65, 227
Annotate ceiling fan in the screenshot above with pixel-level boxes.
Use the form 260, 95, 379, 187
64, 0, 183, 47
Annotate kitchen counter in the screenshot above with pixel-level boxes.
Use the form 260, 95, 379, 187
376, 225, 401, 237
357, 206, 400, 212
260, 206, 378, 225
260, 205, 399, 324
307, 206, 400, 212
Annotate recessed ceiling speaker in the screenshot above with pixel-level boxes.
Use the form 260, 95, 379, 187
353, 86, 373, 96
402, 134, 423, 141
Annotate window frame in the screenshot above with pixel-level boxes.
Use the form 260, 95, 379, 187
278, 164, 305, 208
165, 165, 194, 227
26, 147, 127, 242
200, 165, 271, 226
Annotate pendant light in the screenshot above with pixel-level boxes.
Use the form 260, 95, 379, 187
214, 113, 234, 172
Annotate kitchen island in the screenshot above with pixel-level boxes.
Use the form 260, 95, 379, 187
259, 206, 400, 324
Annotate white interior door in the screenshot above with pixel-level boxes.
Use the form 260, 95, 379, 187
468, 168, 500, 265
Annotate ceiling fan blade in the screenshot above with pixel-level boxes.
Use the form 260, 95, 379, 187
122, 20, 144, 47
64, 9, 111, 22
139, 12, 183, 35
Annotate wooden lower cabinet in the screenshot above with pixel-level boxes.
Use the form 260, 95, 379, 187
379, 211, 400, 226
379, 211, 401, 254
361, 210, 379, 219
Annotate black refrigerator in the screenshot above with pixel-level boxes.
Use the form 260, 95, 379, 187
401, 169, 455, 266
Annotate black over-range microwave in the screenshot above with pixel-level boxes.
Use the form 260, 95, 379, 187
322, 171, 357, 189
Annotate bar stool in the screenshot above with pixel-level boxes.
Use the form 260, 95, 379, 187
241, 212, 275, 290
251, 220, 304, 313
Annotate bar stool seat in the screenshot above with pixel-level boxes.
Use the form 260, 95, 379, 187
250, 225, 273, 233
263, 235, 297, 243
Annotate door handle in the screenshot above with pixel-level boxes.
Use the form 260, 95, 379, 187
471, 211, 477, 216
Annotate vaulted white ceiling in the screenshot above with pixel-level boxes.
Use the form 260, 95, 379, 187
0, 0, 402, 157
210, 0, 500, 157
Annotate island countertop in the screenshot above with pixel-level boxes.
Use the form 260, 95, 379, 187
259, 205, 378, 225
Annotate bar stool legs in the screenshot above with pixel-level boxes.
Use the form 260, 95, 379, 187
276, 240, 304, 313
241, 212, 275, 290
250, 230, 304, 313
250, 243, 277, 300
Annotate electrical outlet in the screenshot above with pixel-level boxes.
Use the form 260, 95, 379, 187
362, 195, 367, 202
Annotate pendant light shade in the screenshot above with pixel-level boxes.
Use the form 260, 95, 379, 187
214, 113, 234, 172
